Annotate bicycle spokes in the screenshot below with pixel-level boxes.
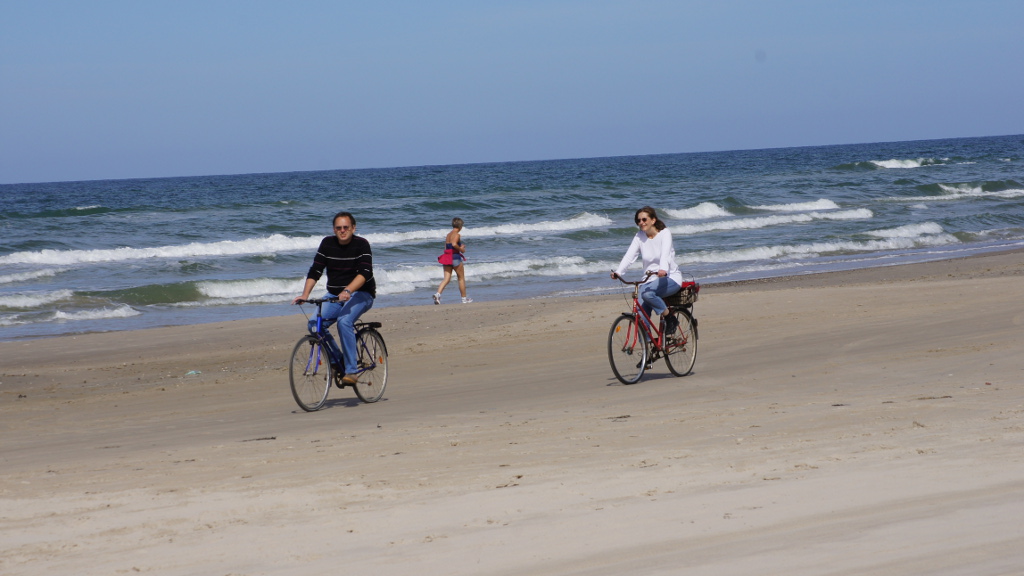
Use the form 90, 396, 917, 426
290, 336, 333, 411
608, 315, 648, 384
353, 328, 388, 403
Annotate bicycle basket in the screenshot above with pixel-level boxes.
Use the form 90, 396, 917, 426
664, 282, 699, 307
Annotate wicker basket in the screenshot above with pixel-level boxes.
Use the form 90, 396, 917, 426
664, 284, 699, 307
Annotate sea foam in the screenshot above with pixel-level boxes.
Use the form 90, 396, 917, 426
355, 213, 612, 245
865, 222, 946, 238
197, 278, 307, 299
672, 209, 872, 235
51, 305, 140, 322
934, 184, 1024, 200
664, 199, 841, 223
0, 289, 75, 309
750, 199, 841, 212
871, 158, 946, 169
686, 222, 957, 264
376, 256, 614, 295
178, 255, 615, 302
0, 269, 61, 284
0, 235, 320, 267
664, 202, 733, 220
0, 213, 613, 267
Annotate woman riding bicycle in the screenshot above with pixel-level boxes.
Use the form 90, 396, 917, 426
610, 206, 682, 334
293, 211, 376, 386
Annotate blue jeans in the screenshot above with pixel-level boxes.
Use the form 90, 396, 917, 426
310, 291, 374, 375
639, 277, 681, 327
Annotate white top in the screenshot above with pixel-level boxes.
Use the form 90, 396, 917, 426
615, 228, 683, 286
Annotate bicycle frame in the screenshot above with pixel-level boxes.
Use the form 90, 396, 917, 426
618, 274, 668, 353
302, 297, 380, 378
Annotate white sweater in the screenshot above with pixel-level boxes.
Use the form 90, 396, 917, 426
615, 228, 683, 286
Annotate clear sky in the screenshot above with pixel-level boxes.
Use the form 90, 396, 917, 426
2, 1, 1023, 184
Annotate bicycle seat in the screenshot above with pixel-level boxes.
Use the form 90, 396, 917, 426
358, 321, 382, 329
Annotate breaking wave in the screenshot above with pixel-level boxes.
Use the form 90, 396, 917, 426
0, 213, 612, 267
672, 209, 872, 235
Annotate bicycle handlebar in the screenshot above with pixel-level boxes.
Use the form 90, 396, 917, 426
610, 270, 656, 285
295, 296, 340, 305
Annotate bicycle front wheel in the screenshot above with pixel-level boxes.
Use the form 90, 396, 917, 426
289, 335, 332, 411
664, 309, 697, 376
353, 328, 388, 403
608, 314, 648, 384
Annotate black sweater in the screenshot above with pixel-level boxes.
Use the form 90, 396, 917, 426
306, 235, 376, 297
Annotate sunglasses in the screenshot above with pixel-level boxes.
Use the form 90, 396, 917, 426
636, 217, 652, 224
334, 225, 352, 231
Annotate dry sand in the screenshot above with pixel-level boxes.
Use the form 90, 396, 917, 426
2, 250, 1023, 575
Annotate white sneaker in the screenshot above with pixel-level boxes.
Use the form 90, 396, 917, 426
432, 293, 441, 305
462, 297, 473, 304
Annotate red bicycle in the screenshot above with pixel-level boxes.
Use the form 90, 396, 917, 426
608, 272, 699, 384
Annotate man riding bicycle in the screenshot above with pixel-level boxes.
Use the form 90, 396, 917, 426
293, 211, 376, 386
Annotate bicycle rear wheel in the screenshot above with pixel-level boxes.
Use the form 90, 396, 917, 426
664, 309, 697, 376
353, 328, 388, 403
608, 314, 648, 384
289, 335, 332, 411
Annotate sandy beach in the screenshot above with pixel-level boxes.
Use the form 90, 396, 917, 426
2, 250, 1023, 576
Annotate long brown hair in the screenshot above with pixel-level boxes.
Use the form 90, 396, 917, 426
634, 206, 665, 231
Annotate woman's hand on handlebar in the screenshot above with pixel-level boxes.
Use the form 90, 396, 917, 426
611, 270, 657, 284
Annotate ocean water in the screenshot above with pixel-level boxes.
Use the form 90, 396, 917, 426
2, 134, 1023, 341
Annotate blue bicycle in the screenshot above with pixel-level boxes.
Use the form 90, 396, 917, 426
289, 297, 389, 411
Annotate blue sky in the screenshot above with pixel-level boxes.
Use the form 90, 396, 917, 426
2, 1, 1023, 184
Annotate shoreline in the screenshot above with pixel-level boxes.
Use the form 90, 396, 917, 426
705, 245, 1024, 290
5, 246, 1024, 345
2, 248, 1023, 575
